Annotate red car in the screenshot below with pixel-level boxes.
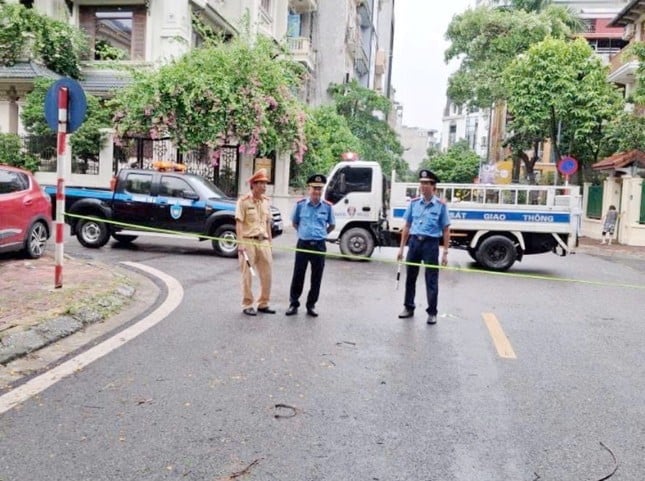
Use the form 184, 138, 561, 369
0, 164, 52, 258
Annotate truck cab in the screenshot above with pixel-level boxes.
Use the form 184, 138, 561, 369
323, 160, 392, 257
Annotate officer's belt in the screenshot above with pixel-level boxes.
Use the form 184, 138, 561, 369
412, 235, 439, 242
298, 239, 325, 245
243, 234, 268, 241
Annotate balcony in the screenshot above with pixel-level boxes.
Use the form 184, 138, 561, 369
608, 46, 639, 85
287, 37, 316, 71
288, 0, 318, 13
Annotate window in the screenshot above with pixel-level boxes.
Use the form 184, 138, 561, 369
159, 176, 194, 198
586, 185, 603, 219
448, 124, 457, 147
124, 173, 152, 195
640, 182, 645, 224
95, 9, 132, 60
324, 167, 373, 205
466, 117, 478, 150
79, 6, 146, 61
0, 170, 29, 194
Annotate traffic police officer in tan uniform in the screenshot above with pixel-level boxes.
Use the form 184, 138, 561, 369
235, 168, 275, 316
397, 169, 450, 325
285, 174, 335, 317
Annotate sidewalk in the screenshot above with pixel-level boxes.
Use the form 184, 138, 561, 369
0, 252, 158, 386
574, 236, 645, 260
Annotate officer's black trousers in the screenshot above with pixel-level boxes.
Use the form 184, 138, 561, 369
403, 235, 440, 315
289, 239, 326, 308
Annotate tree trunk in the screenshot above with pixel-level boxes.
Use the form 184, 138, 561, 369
549, 106, 562, 163
511, 151, 523, 183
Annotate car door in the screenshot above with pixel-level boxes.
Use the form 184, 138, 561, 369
111, 171, 156, 230
0, 168, 29, 250
155, 175, 204, 234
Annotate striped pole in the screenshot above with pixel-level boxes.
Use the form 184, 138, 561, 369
54, 87, 68, 288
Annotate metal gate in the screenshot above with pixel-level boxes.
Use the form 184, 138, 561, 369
113, 136, 175, 172
213, 145, 239, 198
113, 138, 239, 197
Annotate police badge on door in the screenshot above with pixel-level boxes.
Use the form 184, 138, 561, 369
170, 204, 183, 220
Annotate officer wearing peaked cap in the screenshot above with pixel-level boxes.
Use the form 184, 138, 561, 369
396, 169, 450, 325
286, 174, 335, 317
235, 168, 275, 316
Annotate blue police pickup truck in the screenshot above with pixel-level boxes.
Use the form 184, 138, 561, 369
45, 168, 283, 257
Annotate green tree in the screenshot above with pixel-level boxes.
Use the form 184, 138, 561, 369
599, 112, 645, 158
110, 35, 307, 162
626, 41, 645, 105
418, 140, 480, 183
0, 133, 39, 171
445, 5, 576, 108
0, 3, 87, 78
328, 81, 406, 178
502, 37, 623, 183
505, 0, 552, 11
21, 78, 113, 166
290, 106, 362, 188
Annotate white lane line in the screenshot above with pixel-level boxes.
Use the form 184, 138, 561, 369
0, 262, 183, 415
482, 312, 517, 359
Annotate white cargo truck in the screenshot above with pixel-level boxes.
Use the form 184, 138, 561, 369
322, 158, 581, 271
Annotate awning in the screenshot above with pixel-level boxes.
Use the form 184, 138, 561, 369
608, 0, 645, 28
80, 68, 133, 97
591, 150, 645, 171
0, 61, 60, 80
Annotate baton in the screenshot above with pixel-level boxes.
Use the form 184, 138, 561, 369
243, 250, 256, 277
395, 262, 401, 290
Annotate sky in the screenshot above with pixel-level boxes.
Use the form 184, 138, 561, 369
391, 0, 473, 132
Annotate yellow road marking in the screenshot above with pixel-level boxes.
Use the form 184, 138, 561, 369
482, 312, 516, 359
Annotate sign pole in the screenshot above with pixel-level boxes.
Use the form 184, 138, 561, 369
54, 86, 68, 289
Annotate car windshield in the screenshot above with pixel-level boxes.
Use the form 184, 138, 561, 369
189, 175, 228, 200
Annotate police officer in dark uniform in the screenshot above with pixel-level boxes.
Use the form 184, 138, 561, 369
397, 169, 451, 325
286, 174, 336, 317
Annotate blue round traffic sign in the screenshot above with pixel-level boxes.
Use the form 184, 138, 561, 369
44, 78, 87, 133
557, 156, 578, 176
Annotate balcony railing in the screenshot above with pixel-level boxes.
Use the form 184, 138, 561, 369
608, 45, 639, 84
287, 37, 315, 71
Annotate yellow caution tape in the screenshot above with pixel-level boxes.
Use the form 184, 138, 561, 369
63, 213, 645, 291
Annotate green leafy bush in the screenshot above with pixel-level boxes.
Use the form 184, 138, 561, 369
0, 133, 39, 172
0, 3, 87, 78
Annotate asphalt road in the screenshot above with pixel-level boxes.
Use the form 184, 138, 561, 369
1, 230, 644, 480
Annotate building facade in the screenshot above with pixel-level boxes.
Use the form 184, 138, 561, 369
399, 126, 438, 172
440, 100, 490, 159
607, 0, 644, 109
1, 0, 396, 214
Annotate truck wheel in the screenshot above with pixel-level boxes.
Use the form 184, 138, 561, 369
24, 220, 49, 259
339, 227, 375, 259
112, 233, 138, 244
76, 217, 110, 248
212, 224, 238, 258
476, 235, 517, 271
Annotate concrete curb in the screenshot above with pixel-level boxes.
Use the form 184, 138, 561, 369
0, 283, 137, 365
0, 259, 163, 371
